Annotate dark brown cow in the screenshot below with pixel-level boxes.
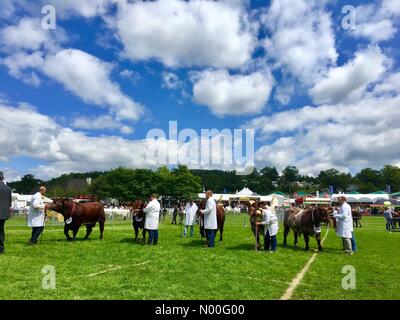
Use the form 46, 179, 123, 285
283, 206, 332, 251
197, 200, 225, 241
352, 210, 362, 228
131, 200, 147, 243
49, 199, 105, 241
248, 204, 264, 251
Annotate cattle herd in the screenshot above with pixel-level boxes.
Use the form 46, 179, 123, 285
46, 198, 398, 252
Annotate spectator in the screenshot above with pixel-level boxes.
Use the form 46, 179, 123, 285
0, 172, 12, 254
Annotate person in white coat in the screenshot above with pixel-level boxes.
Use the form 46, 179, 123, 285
200, 190, 217, 248
184, 200, 198, 237
333, 196, 353, 254
257, 204, 279, 252
143, 194, 161, 245
27, 186, 47, 245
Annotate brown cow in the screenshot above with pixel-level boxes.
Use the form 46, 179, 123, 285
248, 204, 264, 251
131, 200, 147, 243
352, 210, 362, 228
283, 206, 332, 251
49, 198, 105, 241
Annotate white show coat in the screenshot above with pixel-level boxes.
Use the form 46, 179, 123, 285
185, 203, 198, 226
334, 202, 353, 238
27, 192, 45, 227
143, 199, 161, 230
201, 198, 217, 230
261, 208, 279, 236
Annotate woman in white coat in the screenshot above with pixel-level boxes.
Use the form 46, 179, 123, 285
257, 205, 279, 252
333, 196, 353, 254
143, 194, 161, 245
27, 186, 47, 245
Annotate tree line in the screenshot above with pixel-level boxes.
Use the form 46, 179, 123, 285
7, 164, 400, 201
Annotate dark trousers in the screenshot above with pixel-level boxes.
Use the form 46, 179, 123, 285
205, 229, 216, 248
0, 219, 5, 253
171, 214, 177, 224
264, 230, 277, 251
30, 227, 44, 243
148, 229, 159, 245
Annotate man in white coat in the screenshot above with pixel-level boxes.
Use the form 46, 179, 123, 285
143, 194, 161, 245
333, 196, 353, 254
257, 204, 279, 252
27, 186, 47, 245
184, 200, 198, 237
200, 190, 217, 248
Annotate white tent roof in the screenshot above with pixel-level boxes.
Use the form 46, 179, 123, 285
236, 187, 256, 196
12, 193, 53, 203
331, 193, 389, 203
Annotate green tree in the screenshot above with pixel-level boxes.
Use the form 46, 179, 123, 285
318, 169, 353, 192
355, 168, 383, 193
8, 174, 43, 194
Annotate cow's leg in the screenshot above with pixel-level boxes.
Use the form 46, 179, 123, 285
316, 232, 323, 251
64, 224, 73, 241
142, 228, 146, 244
219, 224, 224, 242
84, 224, 93, 240
304, 233, 310, 251
283, 225, 290, 248
99, 220, 104, 240
72, 225, 80, 240
294, 232, 299, 247
133, 222, 139, 241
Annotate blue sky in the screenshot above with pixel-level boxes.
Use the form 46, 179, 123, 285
0, 0, 399, 181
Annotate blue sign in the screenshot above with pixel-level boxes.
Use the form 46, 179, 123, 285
329, 185, 334, 194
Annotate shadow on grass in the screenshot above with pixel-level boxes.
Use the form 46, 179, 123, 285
119, 237, 146, 246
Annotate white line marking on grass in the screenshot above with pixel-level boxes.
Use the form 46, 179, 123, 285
280, 228, 330, 300
88, 261, 150, 277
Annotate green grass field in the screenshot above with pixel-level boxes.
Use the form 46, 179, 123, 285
0, 214, 399, 300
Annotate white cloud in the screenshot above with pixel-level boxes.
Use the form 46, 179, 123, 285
72, 115, 134, 134
0, 101, 246, 179
263, 0, 337, 84
309, 46, 391, 105
351, 0, 400, 42
2, 51, 44, 86
42, 49, 144, 122
113, 0, 257, 68
0, 17, 65, 53
372, 71, 400, 95
245, 94, 400, 175
192, 69, 274, 116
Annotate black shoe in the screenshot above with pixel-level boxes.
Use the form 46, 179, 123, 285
28, 240, 36, 245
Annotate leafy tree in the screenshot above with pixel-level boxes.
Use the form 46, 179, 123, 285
355, 168, 383, 193
318, 169, 353, 192
8, 174, 43, 194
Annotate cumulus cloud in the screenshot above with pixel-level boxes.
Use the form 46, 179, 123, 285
263, 0, 337, 84
0, 101, 249, 179
42, 49, 144, 122
244, 94, 400, 175
112, 0, 257, 68
309, 46, 391, 105
350, 0, 400, 42
72, 115, 133, 134
192, 69, 274, 116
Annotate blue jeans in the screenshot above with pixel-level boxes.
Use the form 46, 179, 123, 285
264, 230, 277, 251
147, 229, 158, 245
386, 218, 394, 231
205, 229, 216, 248
351, 232, 357, 252
184, 225, 194, 237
